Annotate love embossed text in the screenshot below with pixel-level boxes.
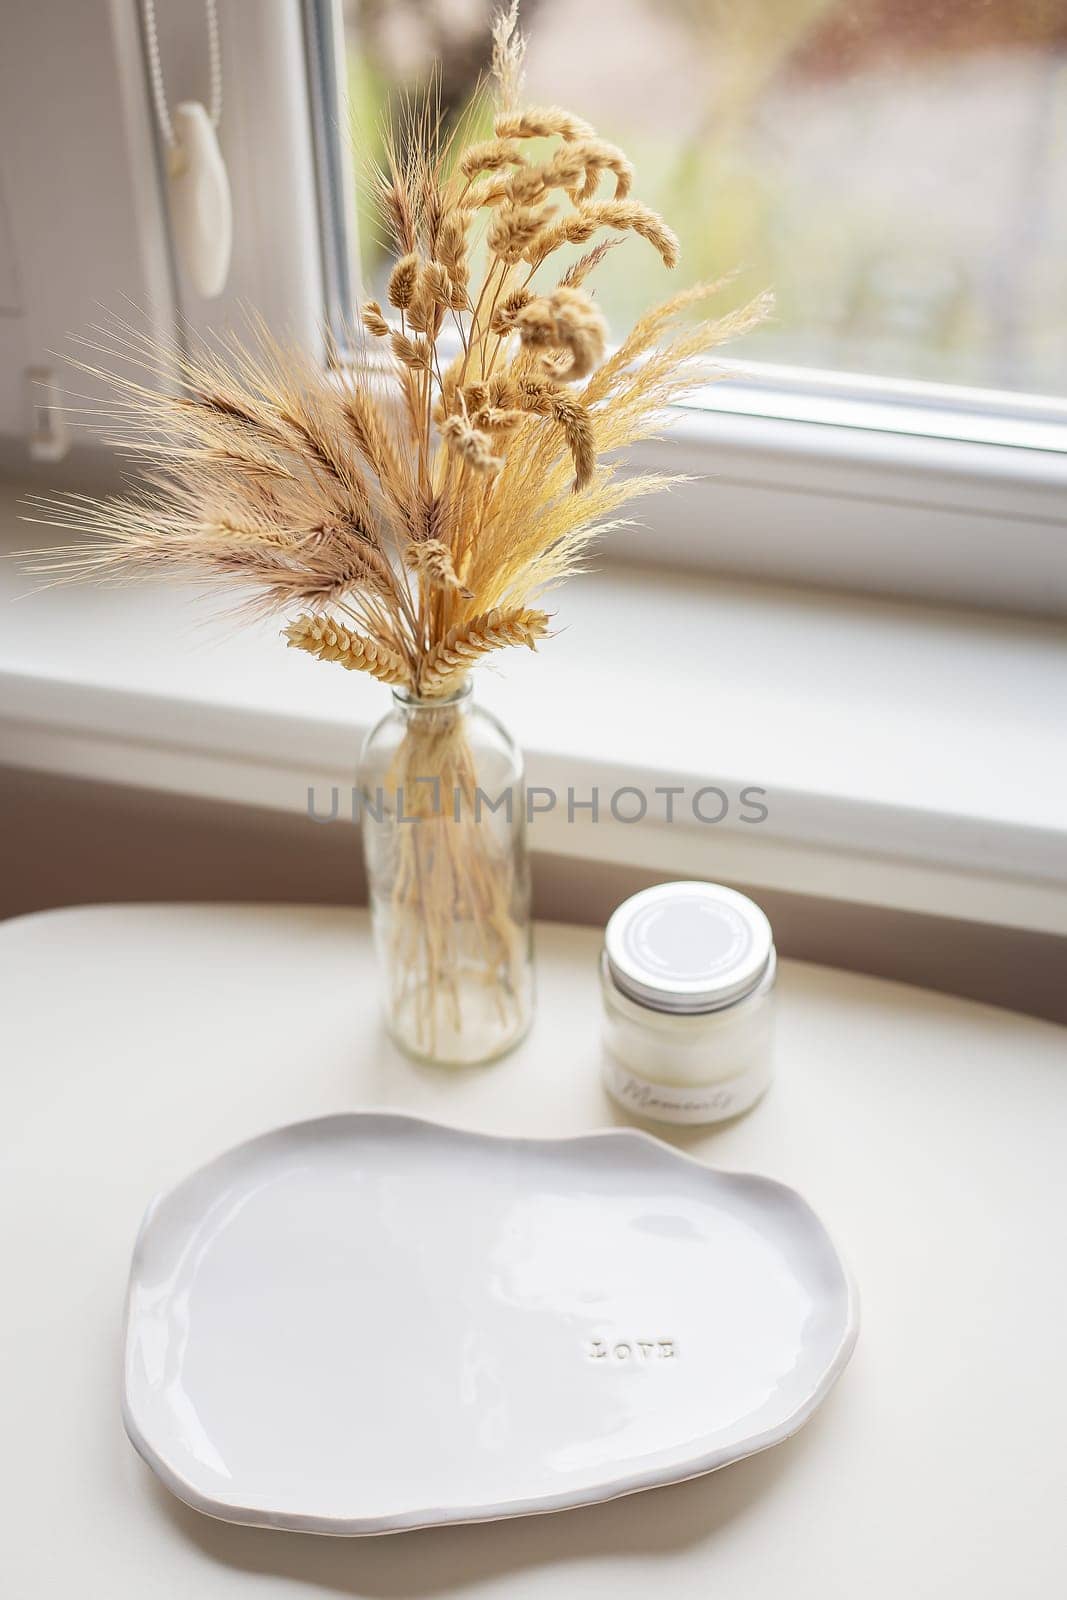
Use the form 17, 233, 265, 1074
586, 1338, 677, 1362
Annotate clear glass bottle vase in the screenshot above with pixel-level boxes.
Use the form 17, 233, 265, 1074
357, 679, 534, 1065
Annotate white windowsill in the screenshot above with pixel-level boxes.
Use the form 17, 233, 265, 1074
691, 361, 1067, 453
2, 482, 1064, 936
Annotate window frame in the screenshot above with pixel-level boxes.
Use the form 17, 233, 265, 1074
313, 0, 1067, 617
621, 388, 1067, 615
1, 0, 1063, 617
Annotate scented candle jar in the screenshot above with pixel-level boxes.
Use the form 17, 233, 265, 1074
601, 882, 777, 1125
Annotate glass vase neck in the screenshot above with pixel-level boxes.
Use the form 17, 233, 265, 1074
391, 678, 473, 716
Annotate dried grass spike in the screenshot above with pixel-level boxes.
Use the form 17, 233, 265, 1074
460, 139, 526, 178
522, 211, 597, 263
360, 300, 390, 338
488, 372, 518, 406
490, 288, 534, 334
559, 237, 621, 287
337, 385, 410, 499
465, 379, 491, 410
460, 177, 511, 210
374, 158, 418, 255
419, 608, 550, 696
421, 261, 453, 309
583, 201, 679, 267
387, 253, 420, 310
491, 1, 526, 115
518, 377, 596, 490
527, 201, 679, 268
513, 286, 607, 380
436, 212, 470, 294
572, 139, 635, 201
405, 538, 473, 598
477, 407, 524, 433
537, 146, 590, 195
487, 202, 557, 265
494, 106, 595, 143
550, 391, 595, 490
390, 330, 432, 369
440, 414, 503, 474
284, 614, 410, 686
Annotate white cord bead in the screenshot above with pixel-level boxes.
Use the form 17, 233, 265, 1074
142, 0, 222, 151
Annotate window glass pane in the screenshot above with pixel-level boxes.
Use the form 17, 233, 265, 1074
342, 1, 1067, 398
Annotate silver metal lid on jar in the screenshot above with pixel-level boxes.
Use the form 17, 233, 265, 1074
603, 882, 774, 1016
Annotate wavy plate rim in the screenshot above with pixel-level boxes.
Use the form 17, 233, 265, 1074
122, 1110, 860, 1536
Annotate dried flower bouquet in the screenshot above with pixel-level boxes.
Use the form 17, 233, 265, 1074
23, 4, 768, 1062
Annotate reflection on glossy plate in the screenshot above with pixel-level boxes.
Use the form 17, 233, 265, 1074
123, 1112, 858, 1535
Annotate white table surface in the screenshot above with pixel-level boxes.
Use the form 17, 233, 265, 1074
1, 903, 1065, 1596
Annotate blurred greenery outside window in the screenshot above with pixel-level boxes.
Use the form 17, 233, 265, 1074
341, 0, 1067, 400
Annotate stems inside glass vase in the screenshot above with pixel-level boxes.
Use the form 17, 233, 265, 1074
359, 682, 533, 1065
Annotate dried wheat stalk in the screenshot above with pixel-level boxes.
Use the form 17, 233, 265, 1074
419, 607, 549, 696
284, 614, 411, 684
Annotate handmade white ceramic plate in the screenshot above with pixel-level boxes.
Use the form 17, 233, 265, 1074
123, 1113, 858, 1535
